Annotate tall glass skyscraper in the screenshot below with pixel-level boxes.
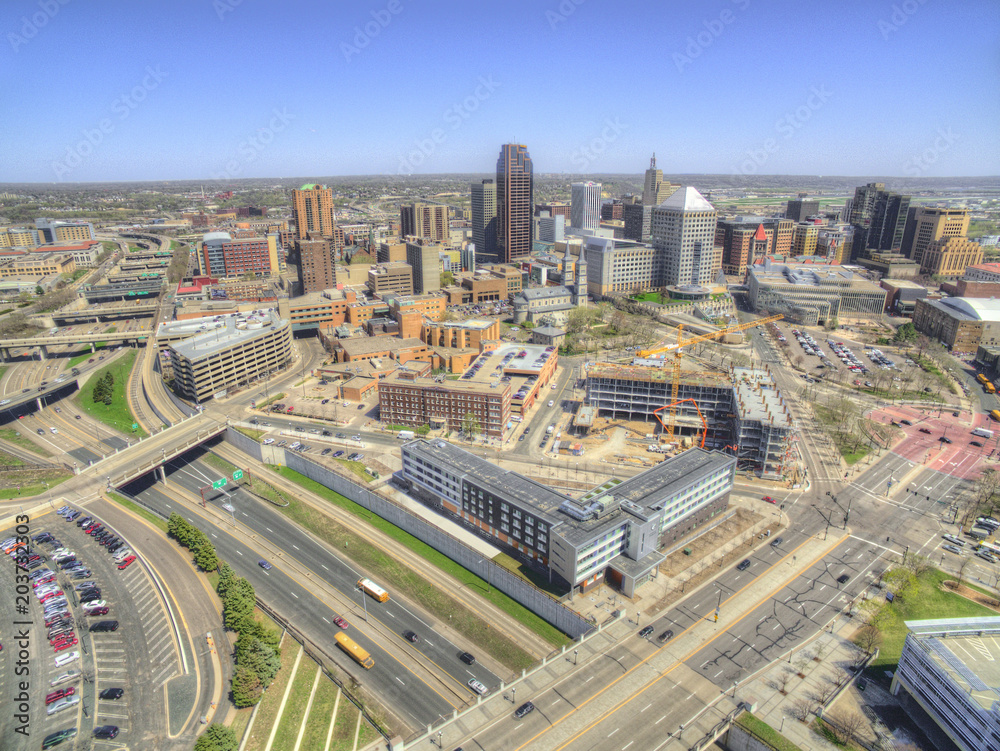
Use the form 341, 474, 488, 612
470, 178, 497, 265
571, 181, 602, 231
496, 144, 533, 263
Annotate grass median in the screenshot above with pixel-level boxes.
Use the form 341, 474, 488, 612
244, 638, 299, 751
270, 465, 569, 663
0, 427, 51, 457
107, 491, 168, 533
73, 349, 148, 438
270, 660, 317, 751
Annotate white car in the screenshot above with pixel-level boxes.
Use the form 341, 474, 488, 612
468, 679, 489, 695
81, 599, 107, 611
54, 650, 80, 668
262, 438, 275, 445
50, 670, 81, 687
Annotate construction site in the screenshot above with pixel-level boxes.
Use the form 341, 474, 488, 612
578, 316, 799, 481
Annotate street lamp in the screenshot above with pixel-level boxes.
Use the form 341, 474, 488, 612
573, 649, 578, 665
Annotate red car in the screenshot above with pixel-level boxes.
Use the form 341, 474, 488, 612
85, 606, 109, 616
53, 639, 78, 653
333, 616, 348, 629
762, 496, 776, 504
117, 555, 136, 570
33, 577, 57, 588
39, 591, 65, 604
45, 687, 75, 705
50, 635, 75, 648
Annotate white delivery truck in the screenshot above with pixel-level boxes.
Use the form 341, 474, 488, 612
398, 430, 415, 440
973, 428, 994, 438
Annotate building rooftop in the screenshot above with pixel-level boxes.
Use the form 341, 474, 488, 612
904, 617, 1000, 712
515, 285, 572, 301
657, 186, 715, 213
586, 362, 730, 387
731, 367, 792, 427
968, 263, 1000, 275
404, 439, 572, 527
337, 336, 427, 357
460, 343, 555, 385
881, 278, 927, 290
168, 308, 285, 361
931, 297, 1000, 323
428, 318, 495, 331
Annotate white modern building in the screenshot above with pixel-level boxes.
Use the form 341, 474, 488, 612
892, 617, 1000, 751
401, 439, 736, 595
652, 187, 718, 286
571, 181, 602, 232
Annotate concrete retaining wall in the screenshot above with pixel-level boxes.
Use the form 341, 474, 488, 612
722, 724, 780, 751
223, 428, 594, 638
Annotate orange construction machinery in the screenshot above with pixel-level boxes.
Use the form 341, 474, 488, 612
638, 314, 783, 441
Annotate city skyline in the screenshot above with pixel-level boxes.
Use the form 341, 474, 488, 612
1, 0, 998, 182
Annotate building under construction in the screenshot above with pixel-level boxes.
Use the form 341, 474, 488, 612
585, 363, 795, 478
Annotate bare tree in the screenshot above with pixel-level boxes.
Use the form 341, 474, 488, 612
776, 667, 792, 694
790, 697, 812, 722
831, 709, 868, 746
955, 556, 973, 589
857, 625, 882, 654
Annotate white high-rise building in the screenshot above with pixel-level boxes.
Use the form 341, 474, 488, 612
571, 181, 602, 231
538, 213, 565, 243
652, 187, 718, 287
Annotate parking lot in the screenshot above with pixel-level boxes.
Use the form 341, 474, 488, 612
0, 507, 181, 749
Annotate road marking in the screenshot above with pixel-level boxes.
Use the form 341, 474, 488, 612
608, 728, 619, 737
714, 669, 723, 677
321, 565, 329, 570
640, 703, 651, 713
290, 591, 297, 598
623, 742, 633, 750
236, 550, 243, 555
585, 676, 594, 683
386, 611, 395, 618
211, 533, 218, 538
292, 544, 300, 550
322, 617, 330, 623
395, 677, 405, 685
656, 716, 666, 725
266, 527, 273, 532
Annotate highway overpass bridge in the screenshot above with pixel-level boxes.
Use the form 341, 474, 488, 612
0, 330, 150, 360
104, 414, 227, 487
0, 377, 80, 416
31, 302, 160, 326
82, 280, 163, 303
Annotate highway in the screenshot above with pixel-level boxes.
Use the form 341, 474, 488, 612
125, 451, 501, 729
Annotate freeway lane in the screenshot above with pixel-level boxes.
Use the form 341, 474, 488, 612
127, 451, 501, 723
128, 475, 455, 729
166, 456, 503, 690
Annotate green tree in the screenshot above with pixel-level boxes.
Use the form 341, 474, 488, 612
238, 619, 281, 652
441, 271, 455, 287
460, 412, 481, 439
235, 635, 281, 687
223, 577, 256, 632
195, 541, 219, 572
194, 724, 239, 751
167, 513, 190, 545
231, 664, 263, 707
894, 322, 918, 343
216, 561, 236, 598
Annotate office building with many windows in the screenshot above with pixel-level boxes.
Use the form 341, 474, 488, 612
401, 439, 735, 594
470, 180, 498, 264
652, 187, 718, 286
496, 143, 533, 263
571, 181, 602, 231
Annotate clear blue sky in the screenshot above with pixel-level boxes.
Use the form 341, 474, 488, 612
2, 0, 998, 182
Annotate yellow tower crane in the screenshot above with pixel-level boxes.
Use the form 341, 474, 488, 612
637, 314, 784, 441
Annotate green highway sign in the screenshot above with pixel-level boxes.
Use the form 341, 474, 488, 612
233, 470, 244, 481
212, 478, 227, 490
131, 423, 138, 431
